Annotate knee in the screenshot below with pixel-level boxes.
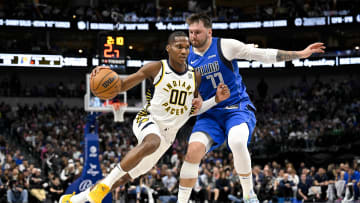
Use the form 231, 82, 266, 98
228, 124, 249, 150
141, 134, 161, 155
185, 143, 205, 163
228, 136, 247, 150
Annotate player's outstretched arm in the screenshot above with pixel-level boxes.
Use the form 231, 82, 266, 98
221, 39, 325, 64
276, 42, 326, 62
90, 62, 161, 93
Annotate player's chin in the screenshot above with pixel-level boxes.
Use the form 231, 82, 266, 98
191, 42, 199, 47
178, 57, 187, 64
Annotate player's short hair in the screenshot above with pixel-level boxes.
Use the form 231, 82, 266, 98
167, 31, 188, 44
186, 13, 212, 28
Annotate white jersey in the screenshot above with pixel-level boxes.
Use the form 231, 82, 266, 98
147, 59, 196, 128
129, 60, 196, 179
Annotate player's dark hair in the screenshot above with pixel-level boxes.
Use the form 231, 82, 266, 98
186, 13, 212, 28
167, 31, 188, 44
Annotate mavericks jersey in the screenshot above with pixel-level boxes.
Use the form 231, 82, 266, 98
188, 37, 255, 110
147, 59, 196, 128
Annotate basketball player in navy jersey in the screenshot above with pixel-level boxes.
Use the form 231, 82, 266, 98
60, 31, 230, 203
177, 13, 326, 203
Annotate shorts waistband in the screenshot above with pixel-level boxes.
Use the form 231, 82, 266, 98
224, 103, 256, 112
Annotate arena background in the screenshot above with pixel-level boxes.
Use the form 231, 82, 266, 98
0, 0, 359, 202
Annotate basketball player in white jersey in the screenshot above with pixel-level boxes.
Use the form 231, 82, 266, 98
60, 31, 230, 203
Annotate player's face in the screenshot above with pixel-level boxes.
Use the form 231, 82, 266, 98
188, 21, 211, 48
168, 36, 190, 64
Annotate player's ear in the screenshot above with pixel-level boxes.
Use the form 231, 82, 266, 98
208, 29, 212, 36
166, 44, 170, 52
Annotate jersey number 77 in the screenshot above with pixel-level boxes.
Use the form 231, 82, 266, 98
206, 72, 224, 88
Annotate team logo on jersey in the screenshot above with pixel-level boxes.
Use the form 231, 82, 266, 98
161, 79, 194, 116
190, 59, 198, 64
196, 61, 220, 76
208, 54, 216, 59
188, 73, 192, 79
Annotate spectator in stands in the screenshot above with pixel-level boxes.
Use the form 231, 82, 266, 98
206, 166, 220, 201
147, 168, 166, 200
259, 166, 275, 202
326, 163, 337, 200
215, 170, 231, 202
278, 173, 295, 201
162, 169, 177, 195
7, 178, 28, 203
297, 174, 312, 202
253, 165, 264, 195
344, 167, 360, 201
288, 167, 299, 198
313, 167, 329, 201
49, 177, 63, 203
60, 159, 76, 189
29, 168, 46, 202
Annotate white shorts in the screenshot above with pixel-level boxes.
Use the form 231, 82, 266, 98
128, 113, 177, 179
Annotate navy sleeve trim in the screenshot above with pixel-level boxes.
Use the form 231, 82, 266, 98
217, 38, 234, 72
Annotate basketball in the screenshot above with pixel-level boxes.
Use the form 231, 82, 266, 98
90, 68, 121, 100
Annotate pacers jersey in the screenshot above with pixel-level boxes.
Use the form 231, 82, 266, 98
147, 59, 196, 128
188, 37, 255, 110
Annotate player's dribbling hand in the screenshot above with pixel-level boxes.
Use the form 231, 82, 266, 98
191, 97, 203, 115
90, 66, 110, 80
215, 83, 230, 103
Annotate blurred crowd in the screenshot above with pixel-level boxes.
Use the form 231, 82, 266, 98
251, 76, 360, 157
0, 75, 85, 98
0, 75, 359, 202
0, 0, 358, 23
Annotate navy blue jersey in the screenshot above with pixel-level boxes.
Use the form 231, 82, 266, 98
188, 37, 255, 110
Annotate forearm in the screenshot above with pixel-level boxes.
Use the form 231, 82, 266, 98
193, 96, 217, 116
221, 38, 278, 63
276, 50, 303, 62
120, 73, 145, 92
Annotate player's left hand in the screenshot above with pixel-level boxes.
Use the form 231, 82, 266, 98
191, 97, 203, 115
215, 83, 230, 103
300, 42, 326, 58
90, 66, 110, 80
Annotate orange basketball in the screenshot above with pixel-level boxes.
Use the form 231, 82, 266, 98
90, 68, 121, 100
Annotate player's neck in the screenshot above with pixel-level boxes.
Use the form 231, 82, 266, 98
194, 36, 212, 54
169, 60, 186, 73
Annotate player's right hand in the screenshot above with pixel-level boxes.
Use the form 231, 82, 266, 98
215, 83, 230, 103
90, 66, 110, 79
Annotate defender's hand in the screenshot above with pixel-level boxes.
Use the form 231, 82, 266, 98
215, 83, 230, 103
90, 66, 110, 79
300, 42, 326, 58
191, 97, 203, 115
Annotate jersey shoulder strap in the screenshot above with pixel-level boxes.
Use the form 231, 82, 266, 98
217, 38, 234, 72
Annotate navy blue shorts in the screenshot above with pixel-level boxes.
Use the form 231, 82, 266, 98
192, 104, 256, 152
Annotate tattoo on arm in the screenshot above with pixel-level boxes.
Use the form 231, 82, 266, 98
276, 50, 301, 62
